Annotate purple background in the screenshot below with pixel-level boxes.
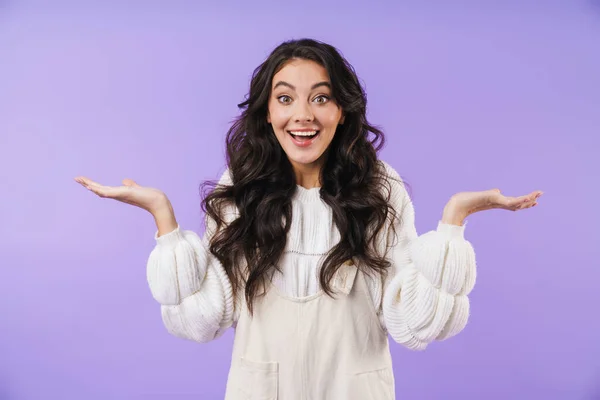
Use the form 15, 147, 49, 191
1, 1, 599, 399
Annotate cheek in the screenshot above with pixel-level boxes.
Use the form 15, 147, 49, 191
268, 105, 292, 127
319, 108, 342, 127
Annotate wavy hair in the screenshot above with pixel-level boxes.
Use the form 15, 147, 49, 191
201, 38, 405, 314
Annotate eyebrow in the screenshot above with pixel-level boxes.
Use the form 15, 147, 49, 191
273, 81, 331, 91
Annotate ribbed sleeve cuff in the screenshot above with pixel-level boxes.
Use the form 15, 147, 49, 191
436, 220, 467, 240
155, 225, 184, 248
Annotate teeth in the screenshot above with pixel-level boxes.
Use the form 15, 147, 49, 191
289, 130, 318, 136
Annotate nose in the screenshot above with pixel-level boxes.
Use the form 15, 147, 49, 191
293, 102, 314, 123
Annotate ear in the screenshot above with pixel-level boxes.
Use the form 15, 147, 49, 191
339, 113, 345, 125
267, 112, 271, 124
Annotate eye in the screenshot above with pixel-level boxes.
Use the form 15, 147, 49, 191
277, 95, 292, 104
313, 95, 330, 104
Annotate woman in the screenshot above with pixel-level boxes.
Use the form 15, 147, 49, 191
75, 38, 542, 399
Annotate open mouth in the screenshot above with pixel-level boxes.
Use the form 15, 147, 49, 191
287, 130, 321, 144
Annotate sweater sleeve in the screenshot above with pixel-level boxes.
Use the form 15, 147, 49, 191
146, 169, 238, 343
380, 162, 477, 351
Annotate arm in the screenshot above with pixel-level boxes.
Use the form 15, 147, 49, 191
146, 169, 238, 343
380, 162, 476, 351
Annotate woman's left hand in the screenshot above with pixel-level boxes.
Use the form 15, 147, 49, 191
443, 188, 543, 225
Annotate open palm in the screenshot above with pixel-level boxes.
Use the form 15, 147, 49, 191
74, 176, 168, 214
451, 188, 543, 217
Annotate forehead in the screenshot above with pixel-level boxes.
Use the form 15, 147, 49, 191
272, 59, 330, 88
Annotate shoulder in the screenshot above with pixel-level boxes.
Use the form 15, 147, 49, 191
206, 166, 239, 224
376, 159, 410, 206
217, 167, 234, 186
377, 159, 402, 183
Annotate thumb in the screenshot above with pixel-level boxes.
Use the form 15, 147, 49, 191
122, 178, 141, 188
490, 188, 501, 193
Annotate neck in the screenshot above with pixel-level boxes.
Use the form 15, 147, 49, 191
291, 161, 322, 189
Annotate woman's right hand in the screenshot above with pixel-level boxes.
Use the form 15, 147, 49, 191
73, 176, 171, 215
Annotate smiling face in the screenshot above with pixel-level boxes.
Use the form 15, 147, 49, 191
267, 58, 345, 182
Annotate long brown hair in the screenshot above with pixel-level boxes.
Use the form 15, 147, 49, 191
201, 38, 405, 314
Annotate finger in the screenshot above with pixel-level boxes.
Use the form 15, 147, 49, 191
524, 191, 543, 200
82, 180, 105, 192
514, 193, 539, 205
80, 180, 121, 198
520, 192, 543, 206
75, 177, 94, 190
74, 176, 91, 186
75, 177, 104, 189
500, 196, 525, 208
87, 184, 117, 198
518, 201, 538, 210
516, 199, 539, 210
498, 195, 535, 211
503, 190, 543, 203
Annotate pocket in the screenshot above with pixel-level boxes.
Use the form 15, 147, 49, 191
358, 367, 395, 400
233, 357, 279, 400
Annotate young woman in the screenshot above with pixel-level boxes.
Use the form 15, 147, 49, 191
75, 38, 542, 400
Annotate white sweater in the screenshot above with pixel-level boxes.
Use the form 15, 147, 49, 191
146, 161, 476, 351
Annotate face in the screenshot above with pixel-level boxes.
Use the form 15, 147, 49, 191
267, 58, 345, 176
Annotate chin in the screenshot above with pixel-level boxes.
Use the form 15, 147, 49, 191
287, 152, 324, 166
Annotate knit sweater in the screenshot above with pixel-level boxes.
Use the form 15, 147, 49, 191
146, 161, 477, 351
